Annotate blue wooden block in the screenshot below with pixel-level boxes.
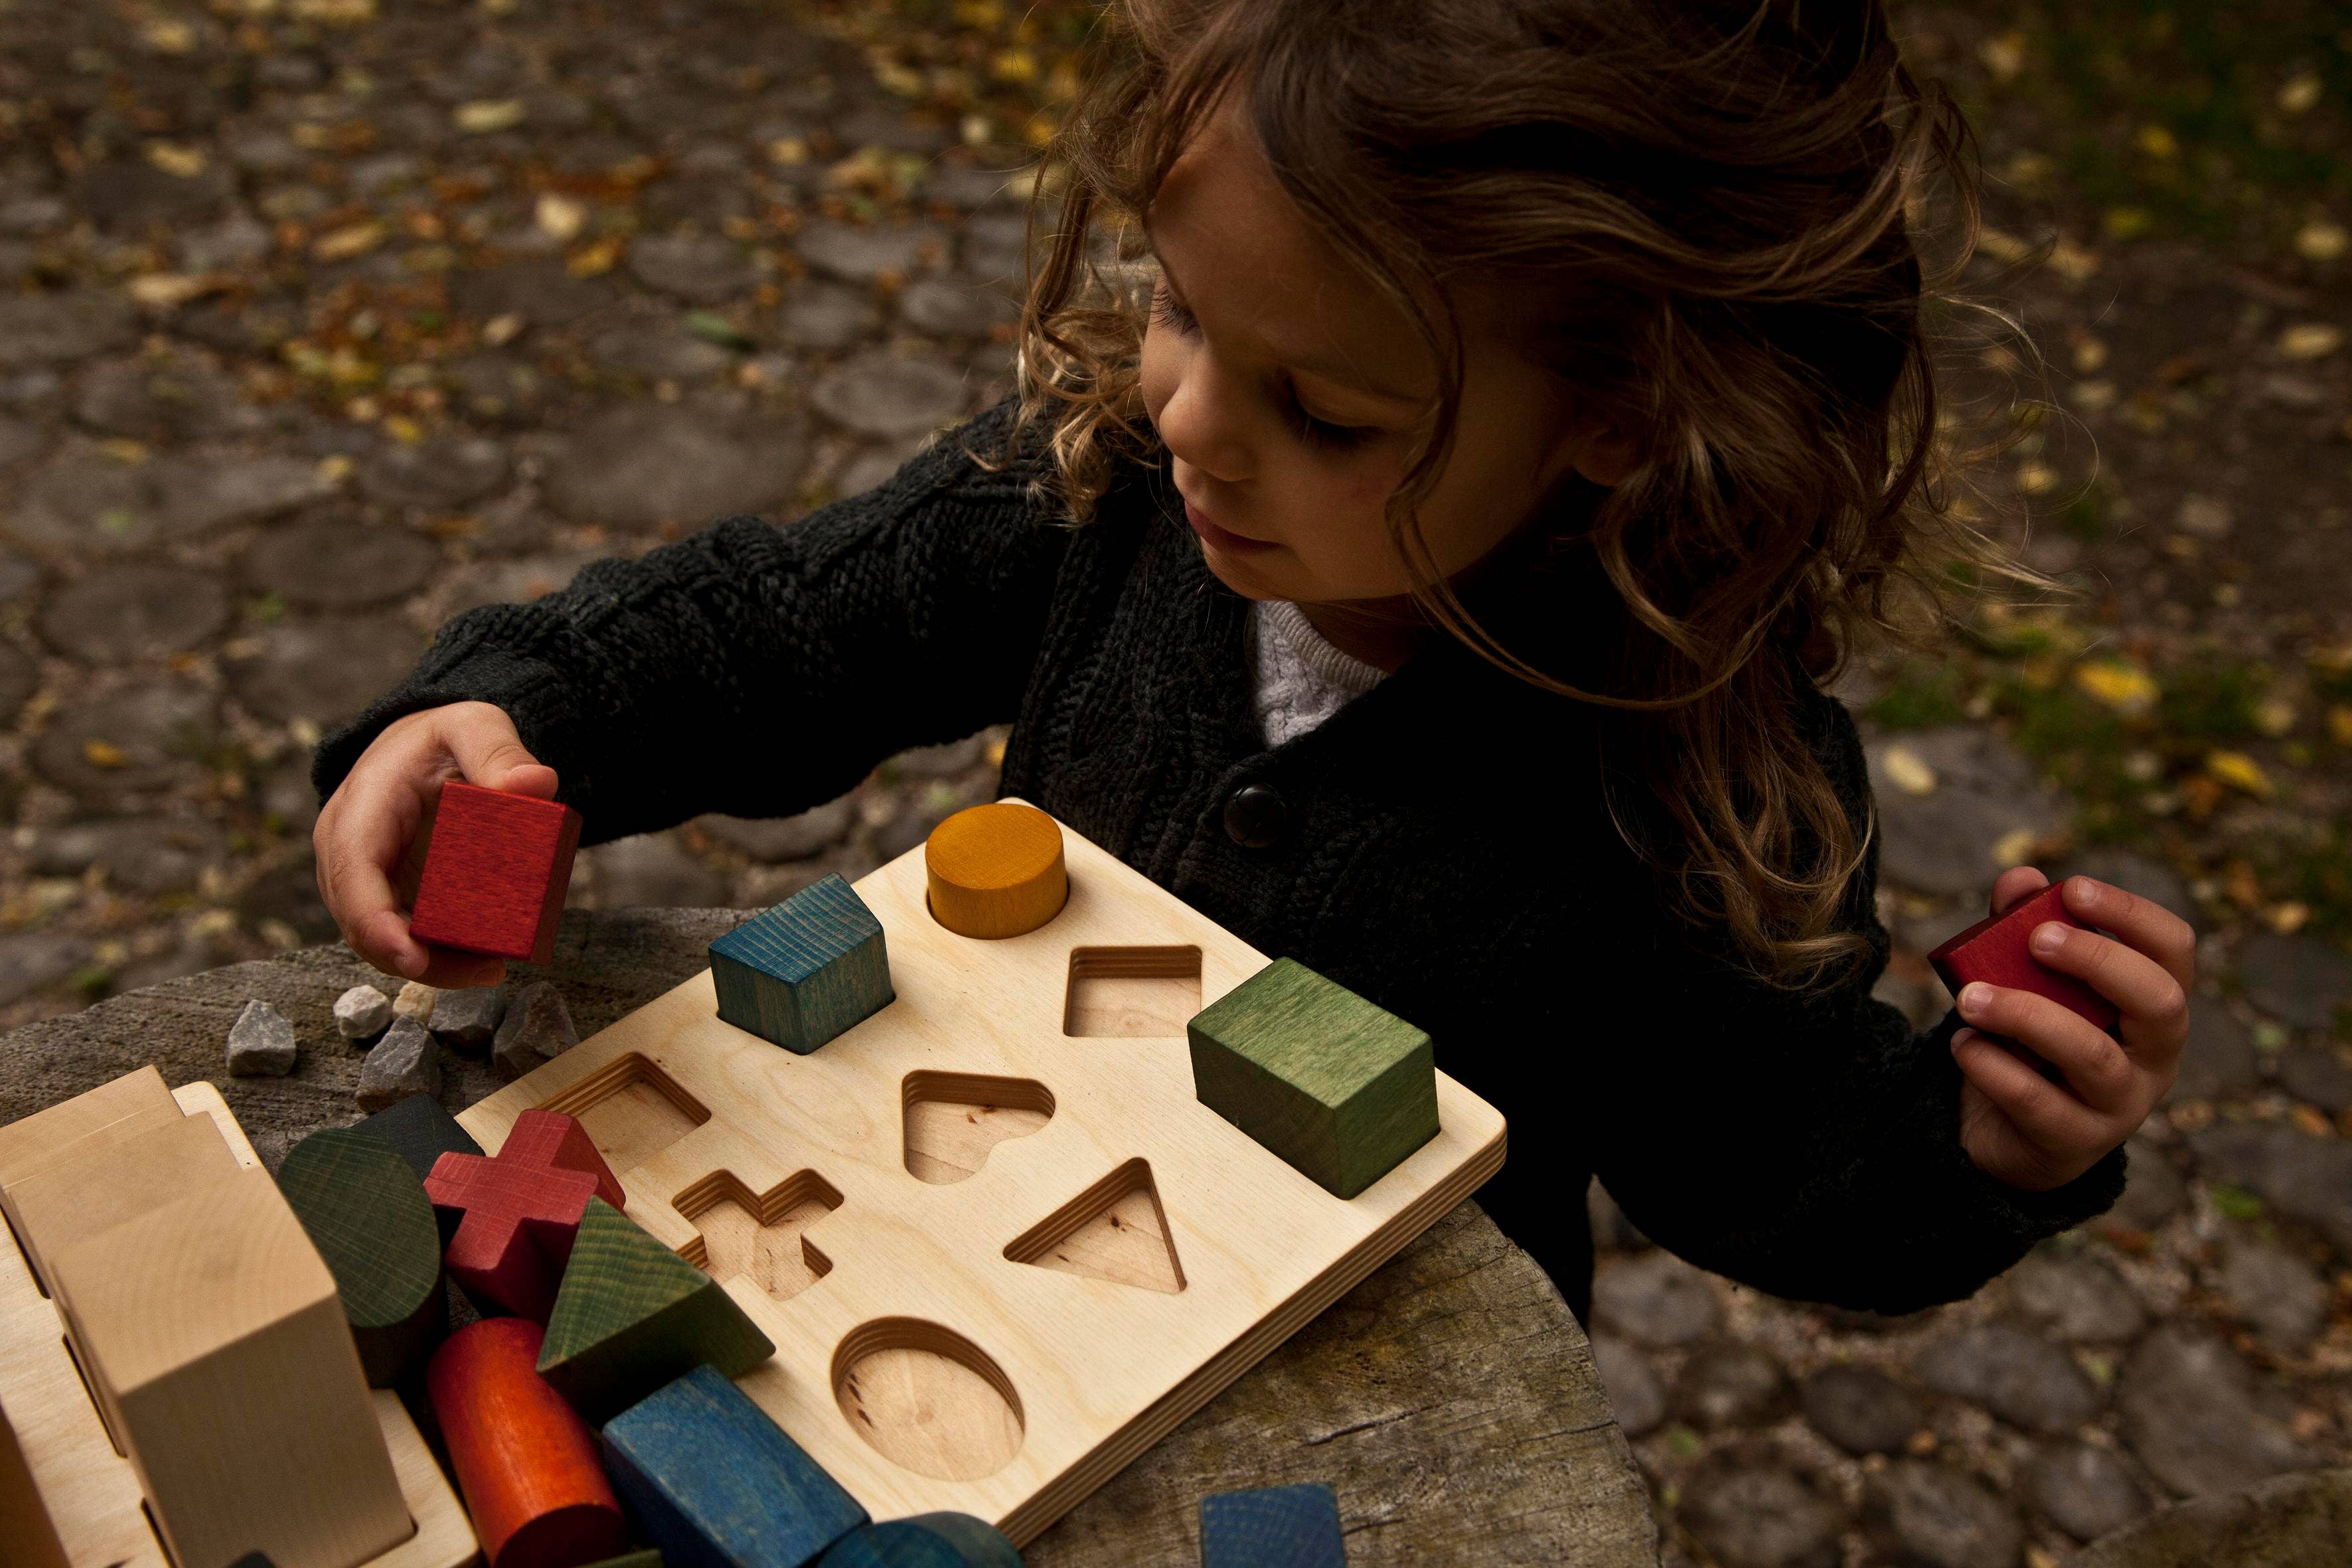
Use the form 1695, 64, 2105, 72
709, 874, 894, 1054
1200, 1484, 1346, 1568
601, 1364, 868, 1568
813, 1514, 1020, 1568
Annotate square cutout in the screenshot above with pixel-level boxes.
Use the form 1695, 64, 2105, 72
534, 1053, 711, 1176
1063, 947, 1202, 1038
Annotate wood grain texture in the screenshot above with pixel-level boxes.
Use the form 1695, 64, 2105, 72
0, 1391, 68, 1568
813, 1514, 1021, 1568
408, 781, 584, 967
923, 803, 1067, 940
426, 1149, 599, 1321
1188, 959, 1440, 1202
48, 1162, 410, 1568
0, 1063, 181, 1291
1927, 881, 2120, 1034
364, 1091, 489, 1185
497, 1108, 628, 1210
710, 873, 897, 1055
457, 807, 1506, 1545
538, 1196, 775, 1424
601, 1362, 869, 1568
277, 1127, 447, 1387
1198, 1483, 1345, 1567
9, 1105, 237, 1303
426, 1317, 626, 1568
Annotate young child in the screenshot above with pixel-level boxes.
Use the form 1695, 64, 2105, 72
313, 0, 2191, 1323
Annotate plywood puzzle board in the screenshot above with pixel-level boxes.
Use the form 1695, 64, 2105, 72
462, 809, 1508, 1545
0, 1082, 475, 1568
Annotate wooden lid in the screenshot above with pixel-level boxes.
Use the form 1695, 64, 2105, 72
925, 803, 1068, 939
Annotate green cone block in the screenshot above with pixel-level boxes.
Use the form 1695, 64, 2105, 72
1188, 958, 1439, 1200
538, 1198, 775, 1423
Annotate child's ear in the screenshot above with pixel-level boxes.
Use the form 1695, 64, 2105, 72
1569, 420, 1640, 489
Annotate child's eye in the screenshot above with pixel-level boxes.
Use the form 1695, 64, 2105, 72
1291, 402, 1378, 452
1149, 283, 1199, 337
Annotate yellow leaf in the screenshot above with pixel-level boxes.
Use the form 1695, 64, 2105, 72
1992, 827, 2040, 869
766, 137, 809, 167
2327, 704, 2352, 745
2074, 661, 2159, 715
2205, 750, 2274, 799
382, 414, 424, 444
2102, 206, 2151, 242
2278, 73, 2324, 116
990, 47, 1039, 84
1980, 31, 2025, 82
453, 99, 526, 135
311, 220, 385, 262
2280, 323, 2343, 360
1881, 744, 1937, 796
143, 140, 209, 178
2071, 337, 2108, 373
98, 439, 151, 465
567, 236, 623, 277
2254, 698, 2298, 738
126, 273, 216, 309
1976, 227, 2032, 264
2134, 125, 2177, 159
2015, 461, 2057, 495
2046, 240, 2100, 282
2296, 221, 2347, 263
141, 17, 197, 52
481, 311, 524, 347
315, 454, 355, 485
82, 740, 129, 769
2267, 902, 2312, 936
534, 193, 586, 241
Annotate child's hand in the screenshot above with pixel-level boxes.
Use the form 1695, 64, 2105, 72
1951, 868, 2193, 1192
313, 702, 559, 988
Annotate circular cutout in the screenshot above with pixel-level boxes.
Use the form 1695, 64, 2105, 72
833, 1317, 1025, 1482
924, 802, 1067, 939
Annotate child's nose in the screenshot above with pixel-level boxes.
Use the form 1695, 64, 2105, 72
1156, 368, 1255, 485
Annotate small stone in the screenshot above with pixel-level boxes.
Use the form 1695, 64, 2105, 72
897, 278, 1018, 337
697, 798, 855, 862
832, 445, 911, 499
2234, 931, 2352, 1032
30, 678, 219, 798
72, 351, 252, 444
960, 210, 1033, 285
1912, 1322, 2101, 1434
2188, 1124, 2352, 1255
2118, 1326, 2316, 1498
1800, 1364, 1924, 1455
809, 352, 967, 439
1591, 1250, 1722, 1348
1680, 1462, 1847, 1568
429, 985, 507, 1054
2005, 1247, 2148, 1342
238, 513, 441, 609
155, 449, 333, 536
226, 998, 298, 1077
2213, 1241, 2329, 1352
394, 980, 437, 1026
0, 290, 137, 368
225, 615, 425, 728
1587, 1332, 1665, 1437
29, 818, 224, 894
493, 980, 577, 1082
2022, 1441, 2154, 1541
545, 403, 809, 530
178, 209, 273, 273
795, 219, 948, 283
355, 1016, 441, 1111
1676, 1342, 1794, 1430
335, 984, 394, 1040
2276, 1046, 2352, 1113
2113, 1138, 2187, 1231
627, 232, 757, 302
2168, 998, 2258, 1104
591, 321, 732, 381
1861, 1460, 2024, 1568
0, 930, 87, 1006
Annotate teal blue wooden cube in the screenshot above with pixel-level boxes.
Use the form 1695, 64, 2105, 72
710, 874, 894, 1054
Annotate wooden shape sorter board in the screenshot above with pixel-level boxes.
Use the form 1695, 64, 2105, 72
459, 804, 1507, 1545
0, 1080, 478, 1568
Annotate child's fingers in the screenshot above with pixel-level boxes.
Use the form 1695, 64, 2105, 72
2059, 876, 2195, 990
2025, 918, 2189, 1067
443, 704, 558, 796
1955, 982, 2138, 1113
1952, 1028, 2107, 1153
1990, 865, 2051, 917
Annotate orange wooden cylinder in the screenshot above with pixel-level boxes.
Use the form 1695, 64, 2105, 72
925, 801, 1067, 939
424, 1318, 626, 1568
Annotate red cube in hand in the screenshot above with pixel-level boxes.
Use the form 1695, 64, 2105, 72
1928, 880, 2119, 1036
405, 781, 582, 966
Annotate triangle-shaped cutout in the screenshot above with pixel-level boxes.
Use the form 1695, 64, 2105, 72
1004, 1158, 1184, 1294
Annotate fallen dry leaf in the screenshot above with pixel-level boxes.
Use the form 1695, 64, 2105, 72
82, 740, 129, 769
2280, 323, 2344, 360
2207, 750, 2274, 799
311, 220, 386, 262
2075, 661, 2159, 715
455, 99, 527, 135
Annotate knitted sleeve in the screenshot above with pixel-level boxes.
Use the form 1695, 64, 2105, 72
1568, 691, 2125, 1313
311, 401, 1071, 843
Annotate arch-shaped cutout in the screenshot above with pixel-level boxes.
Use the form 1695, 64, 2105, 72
832, 1317, 1025, 1481
900, 1073, 1055, 1185
1004, 1158, 1184, 1294
671, 1168, 840, 1303
1062, 946, 1203, 1038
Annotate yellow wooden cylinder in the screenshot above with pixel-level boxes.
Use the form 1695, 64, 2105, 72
924, 803, 1068, 939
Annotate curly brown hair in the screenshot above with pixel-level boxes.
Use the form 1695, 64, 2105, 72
1007, 0, 2029, 989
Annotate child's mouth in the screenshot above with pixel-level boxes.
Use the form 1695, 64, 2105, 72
1184, 499, 1280, 556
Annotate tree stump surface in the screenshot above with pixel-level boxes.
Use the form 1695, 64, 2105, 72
0, 906, 1658, 1567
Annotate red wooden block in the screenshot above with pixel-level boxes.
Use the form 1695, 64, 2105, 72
425, 1318, 626, 1568
407, 780, 583, 966
1928, 881, 2120, 1035
426, 1151, 599, 1322
497, 1109, 626, 1212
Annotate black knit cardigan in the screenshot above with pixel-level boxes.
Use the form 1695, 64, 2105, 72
317, 401, 2124, 1322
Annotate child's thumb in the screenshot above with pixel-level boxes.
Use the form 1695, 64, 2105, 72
446, 707, 559, 798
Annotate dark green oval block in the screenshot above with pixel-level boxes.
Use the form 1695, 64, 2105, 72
580, 1554, 666, 1568
1186, 958, 1439, 1200
1200, 1482, 1346, 1567
815, 1513, 1021, 1567
709, 873, 894, 1054
539, 1197, 775, 1423
274, 1127, 446, 1386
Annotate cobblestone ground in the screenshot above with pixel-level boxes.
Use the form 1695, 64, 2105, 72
0, 2, 2345, 1563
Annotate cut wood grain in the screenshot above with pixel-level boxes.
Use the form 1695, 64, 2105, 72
0, 1064, 181, 1294
277, 1127, 447, 1387
427, 1317, 625, 1568
459, 806, 1507, 1545
48, 1163, 411, 1568
674, 1168, 842, 1304
923, 803, 1067, 939
406, 780, 583, 967
495, 1108, 627, 1211
1062, 946, 1202, 1038
710, 873, 896, 1054
9, 1106, 237, 1306
1002, 1158, 1184, 1294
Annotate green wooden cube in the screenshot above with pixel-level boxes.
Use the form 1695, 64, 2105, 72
1187, 959, 1439, 1200
709, 873, 894, 1054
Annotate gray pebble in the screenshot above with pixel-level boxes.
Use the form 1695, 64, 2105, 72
335, 983, 394, 1040
430, 985, 508, 1054
1681, 1461, 1847, 1568
2005, 1247, 2148, 1343
2213, 1240, 2330, 1352
1912, 1322, 2102, 1435
493, 980, 577, 1082
355, 1016, 441, 1111
1674, 1342, 1794, 1431
226, 998, 297, 1077
1862, 1460, 2023, 1568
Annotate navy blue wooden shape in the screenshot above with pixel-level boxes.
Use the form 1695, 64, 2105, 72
813, 1514, 1020, 1568
1200, 1483, 1346, 1568
360, 1091, 485, 1182
601, 1364, 869, 1568
708, 874, 894, 1054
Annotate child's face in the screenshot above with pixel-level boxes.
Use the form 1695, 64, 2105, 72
1140, 95, 1632, 607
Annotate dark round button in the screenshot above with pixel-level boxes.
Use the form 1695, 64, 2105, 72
1223, 783, 1289, 848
